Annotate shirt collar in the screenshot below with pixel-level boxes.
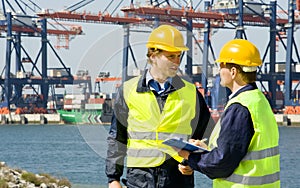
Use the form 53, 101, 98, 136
146, 70, 172, 89
229, 85, 247, 99
136, 69, 185, 93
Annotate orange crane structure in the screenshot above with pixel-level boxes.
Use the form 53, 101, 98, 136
94, 72, 122, 93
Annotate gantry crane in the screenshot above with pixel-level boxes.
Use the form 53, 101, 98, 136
0, 0, 88, 111
21, 0, 300, 113
2, 0, 300, 115
119, 0, 300, 113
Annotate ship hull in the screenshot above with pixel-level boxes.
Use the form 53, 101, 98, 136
57, 109, 105, 124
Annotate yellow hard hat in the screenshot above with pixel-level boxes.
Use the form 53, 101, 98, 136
146, 25, 189, 52
215, 39, 262, 67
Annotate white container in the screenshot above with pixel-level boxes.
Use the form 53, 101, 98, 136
63, 104, 82, 109
296, 64, 300, 73
193, 66, 202, 74
85, 104, 103, 110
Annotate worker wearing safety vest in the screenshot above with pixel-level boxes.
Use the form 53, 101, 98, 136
176, 39, 280, 188
105, 25, 213, 188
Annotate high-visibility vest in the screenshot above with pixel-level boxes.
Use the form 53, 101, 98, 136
123, 76, 196, 167
209, 89, 280, 188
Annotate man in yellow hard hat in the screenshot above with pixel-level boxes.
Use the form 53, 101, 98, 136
176, 39, 280, 187
105, 24, 212, 188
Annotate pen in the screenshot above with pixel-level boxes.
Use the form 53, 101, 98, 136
200, 138, 208, 142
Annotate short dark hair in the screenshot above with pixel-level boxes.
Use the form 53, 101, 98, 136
225, 63, 257, 83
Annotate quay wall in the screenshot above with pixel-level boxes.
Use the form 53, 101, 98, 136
0, 113, 61, 124
0, 113, 300, 126
274, 114, 300, 126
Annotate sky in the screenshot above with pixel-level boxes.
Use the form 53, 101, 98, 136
0, 0, 297, 94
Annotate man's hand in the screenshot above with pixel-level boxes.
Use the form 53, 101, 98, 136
178, 149, 191, 159
109, 180, 122, 188
189, 138, 208, 149
178, 164, 194, 175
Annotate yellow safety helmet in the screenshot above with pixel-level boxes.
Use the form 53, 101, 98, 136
215, 39, 262, 71
146, 25, 189, 52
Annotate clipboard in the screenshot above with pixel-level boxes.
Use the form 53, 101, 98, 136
162, 138, 208, 153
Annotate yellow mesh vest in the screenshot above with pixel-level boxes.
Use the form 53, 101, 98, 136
123, 76, 196, 167
209, 89, 280, 188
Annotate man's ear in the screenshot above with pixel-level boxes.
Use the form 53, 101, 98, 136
150, 54, 157, 64
230, 67, 238, 78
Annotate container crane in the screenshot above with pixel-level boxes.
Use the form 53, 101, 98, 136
3, 0, 300, 117
120, 0, 300, 114
37, 0, 300, 114
0, 0, 86, 112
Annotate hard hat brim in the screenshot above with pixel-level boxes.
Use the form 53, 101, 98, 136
215, 58, 262, 67
146, 43, 189, 52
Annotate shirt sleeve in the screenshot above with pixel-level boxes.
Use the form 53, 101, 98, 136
191, 89, 215, 139
188, 103, 254, 179
105, 86, 128, 183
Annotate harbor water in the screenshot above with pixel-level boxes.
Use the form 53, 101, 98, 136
0, 124, 299, 188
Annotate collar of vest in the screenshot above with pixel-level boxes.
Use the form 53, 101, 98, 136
229, 83, 258, 99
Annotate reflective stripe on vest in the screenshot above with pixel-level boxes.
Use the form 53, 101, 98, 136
225, 171, 280, 186
210, 89, 280, 188
127, 148, 164, 158
242, 146, 279, 161
124, 76, 196, 167
128, 131, 189, 140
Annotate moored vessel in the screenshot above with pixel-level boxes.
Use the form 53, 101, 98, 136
57, 93, 113, 124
